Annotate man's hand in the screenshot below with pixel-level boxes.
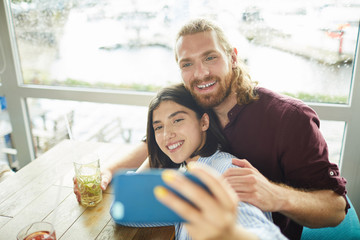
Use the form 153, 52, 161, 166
73, 168, 113, 203
73, 176, 81, 203
100, 168, 112, 191
223, 158, 284, 212
224, 158, 347, 228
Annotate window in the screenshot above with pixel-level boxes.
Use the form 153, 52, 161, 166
10, 0, 181, 91
320, 120, 346, 166
241, 2, 358, 104
27, 99, 147, 156
9, 0, 358, 103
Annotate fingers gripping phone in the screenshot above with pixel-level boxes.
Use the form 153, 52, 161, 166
110, 169, 209, 225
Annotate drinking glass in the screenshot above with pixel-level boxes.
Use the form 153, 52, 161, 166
17, 222, 56, 240
74, 154, 102, 207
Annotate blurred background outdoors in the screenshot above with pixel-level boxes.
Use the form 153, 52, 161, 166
1, 0, 359, 168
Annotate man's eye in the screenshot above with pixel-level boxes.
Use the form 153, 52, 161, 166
206, 56, 216, 61
182, 63, 192, 68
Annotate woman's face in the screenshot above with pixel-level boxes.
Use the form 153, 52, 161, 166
152, 100, 209, 164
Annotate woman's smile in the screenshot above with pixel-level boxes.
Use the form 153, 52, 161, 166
166, 140, 184, 151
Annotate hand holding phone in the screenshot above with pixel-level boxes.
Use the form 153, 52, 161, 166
110, 169, 209, 225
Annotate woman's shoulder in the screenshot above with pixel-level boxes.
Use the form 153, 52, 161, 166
198, 151, 237, 173
199, 150, 236, 161
214, 150, 237, 160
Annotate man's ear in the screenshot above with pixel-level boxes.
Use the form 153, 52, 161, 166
201, 113, 210, 131
231, 48, 238, 68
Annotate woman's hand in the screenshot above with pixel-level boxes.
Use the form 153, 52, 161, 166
154, 163, 257, 240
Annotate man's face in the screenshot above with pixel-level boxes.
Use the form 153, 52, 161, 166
176, 31, 235, 108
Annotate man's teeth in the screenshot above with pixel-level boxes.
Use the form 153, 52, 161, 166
168, 142, 183, 150
197, 82, 215, 89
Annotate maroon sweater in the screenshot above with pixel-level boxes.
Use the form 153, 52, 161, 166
223, 87, 348, 240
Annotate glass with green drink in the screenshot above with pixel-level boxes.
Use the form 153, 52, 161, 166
74, 154, 102, 207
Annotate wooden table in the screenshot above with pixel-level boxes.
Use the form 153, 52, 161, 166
0, 140, 175, 239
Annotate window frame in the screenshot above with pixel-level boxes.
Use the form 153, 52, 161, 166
1, 0, 359, 216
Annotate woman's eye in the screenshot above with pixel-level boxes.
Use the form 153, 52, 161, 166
173, 118, 184, 124
154, 126, 163, 131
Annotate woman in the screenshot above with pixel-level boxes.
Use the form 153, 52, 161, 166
75, 84, 286, 239
136, 84, 286, 240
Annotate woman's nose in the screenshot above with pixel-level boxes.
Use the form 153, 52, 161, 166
164, 125, 175, 139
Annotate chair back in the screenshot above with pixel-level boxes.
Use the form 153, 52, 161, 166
301, 196, 360, 240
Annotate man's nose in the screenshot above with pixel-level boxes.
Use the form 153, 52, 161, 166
194, 62, 209, 79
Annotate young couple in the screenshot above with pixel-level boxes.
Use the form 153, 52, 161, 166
75, 18, 348, 240
135, 83, 286, 239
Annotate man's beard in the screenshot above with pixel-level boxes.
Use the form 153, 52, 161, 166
189, 72, 233, 109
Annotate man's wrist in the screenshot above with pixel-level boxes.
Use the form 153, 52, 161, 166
271, 182, 294, 213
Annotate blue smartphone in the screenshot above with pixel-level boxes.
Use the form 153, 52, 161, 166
110, 169, 209, 225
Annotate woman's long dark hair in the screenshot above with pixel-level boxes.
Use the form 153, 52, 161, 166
147, 84, 228, 168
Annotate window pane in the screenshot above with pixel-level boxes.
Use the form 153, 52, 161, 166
27, 98, 147, 156
0, 96, 18, 170
241, 2, 358, 104
27, 99, 346, 167
10, 0, 359, 102
320, 120, 345, 167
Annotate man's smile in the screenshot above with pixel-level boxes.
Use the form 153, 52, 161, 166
197, 81, 216, 89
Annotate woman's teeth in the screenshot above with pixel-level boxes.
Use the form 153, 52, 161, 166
168, 142, 183, 150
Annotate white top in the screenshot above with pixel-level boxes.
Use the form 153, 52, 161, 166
175, 150, 286, 240
123, 150, 287, 240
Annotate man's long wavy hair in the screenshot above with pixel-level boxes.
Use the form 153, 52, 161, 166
175, 18, 258, 105
147, 84, 228, 169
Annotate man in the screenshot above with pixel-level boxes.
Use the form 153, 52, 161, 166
173, 18, 348, 239
75, 19, 348, 239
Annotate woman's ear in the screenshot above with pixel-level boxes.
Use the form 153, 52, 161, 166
201, 113, 210, 131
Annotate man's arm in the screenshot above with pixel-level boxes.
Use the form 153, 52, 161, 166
136, 158, 150, 172
275, 186, 346, 228
104, 141, 148, 172
224, 159, 346, 228
101, 141, 148, 189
